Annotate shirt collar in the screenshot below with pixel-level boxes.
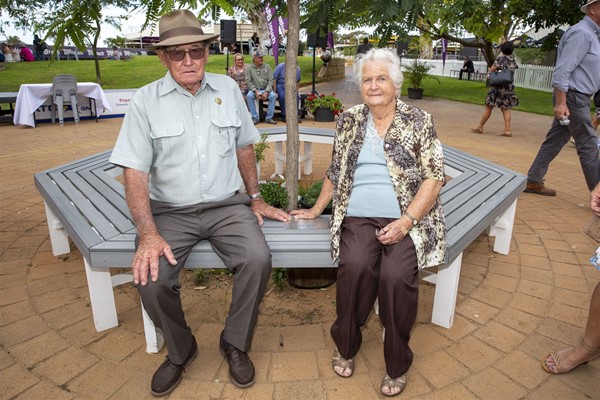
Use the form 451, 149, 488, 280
158, 71, 220, 97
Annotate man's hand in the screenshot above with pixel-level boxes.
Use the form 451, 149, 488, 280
250, 198, 290, 225
261, 91, 268, 101
591, 182, 600, 216
133, 232, 177, 286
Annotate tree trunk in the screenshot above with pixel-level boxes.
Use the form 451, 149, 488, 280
285, 0, 300, 212
93, 19, 102, 85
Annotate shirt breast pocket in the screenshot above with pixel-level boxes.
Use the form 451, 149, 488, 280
150, 123, 186, 166
211, 115, 241, 157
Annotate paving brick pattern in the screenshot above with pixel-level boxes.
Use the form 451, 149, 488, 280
1, 67, 599, 399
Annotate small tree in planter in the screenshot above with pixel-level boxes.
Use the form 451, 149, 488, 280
254, 133, 269, 179
403, 59, 440, 99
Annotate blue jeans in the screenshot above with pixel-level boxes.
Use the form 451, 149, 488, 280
247, 90, 277, 120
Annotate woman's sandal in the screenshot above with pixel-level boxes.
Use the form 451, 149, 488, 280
380, 374, 407, 397
470, 126, 484, 134
497, 130, 512, 137
332, 348, 354, 378
541, 339, 600, 374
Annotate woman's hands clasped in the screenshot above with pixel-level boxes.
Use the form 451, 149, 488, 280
376, 218, 412, 245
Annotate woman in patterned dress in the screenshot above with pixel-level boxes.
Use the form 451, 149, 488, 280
291, 48, 446, 397
471, 41, 519, 137
227, 53, 249, 96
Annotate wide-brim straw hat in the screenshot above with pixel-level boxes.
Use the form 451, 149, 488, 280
581, 0, 600, 13
147, 9, 219, 50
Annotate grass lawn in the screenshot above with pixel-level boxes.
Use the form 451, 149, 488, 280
0, 54, 555, 116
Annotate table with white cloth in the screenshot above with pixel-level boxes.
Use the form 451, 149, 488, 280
13, 82, 112, 127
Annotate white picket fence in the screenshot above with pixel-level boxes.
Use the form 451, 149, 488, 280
343, 55, 555, 93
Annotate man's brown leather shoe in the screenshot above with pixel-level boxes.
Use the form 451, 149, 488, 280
220, 331, 255, 388
524, 181, 557, 196
151, 336, 198, 396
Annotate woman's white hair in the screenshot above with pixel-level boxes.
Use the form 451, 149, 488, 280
353, 48, 404, 92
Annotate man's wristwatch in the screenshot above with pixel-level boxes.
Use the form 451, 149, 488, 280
249, 192, 263, 200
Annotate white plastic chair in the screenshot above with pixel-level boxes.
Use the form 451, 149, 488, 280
51, 74, 79, 126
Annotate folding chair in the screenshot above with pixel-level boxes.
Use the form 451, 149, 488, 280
51, 74, 79, 126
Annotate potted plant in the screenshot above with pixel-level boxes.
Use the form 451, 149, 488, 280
298, 179, 332, 214
403, 59, 440, 99
305, 92, 344, 122
254, 133, 269, 178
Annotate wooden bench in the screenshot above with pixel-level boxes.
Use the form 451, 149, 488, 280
34, 133, 526, 353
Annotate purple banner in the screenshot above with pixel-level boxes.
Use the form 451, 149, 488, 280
265, 5, 280, 64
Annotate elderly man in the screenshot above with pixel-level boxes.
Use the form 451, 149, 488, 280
525, 0, 600, 196
109, 10, 289, 396
245, 50, 278, 124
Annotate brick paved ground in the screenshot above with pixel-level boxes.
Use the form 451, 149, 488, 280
1, 67, 599, 399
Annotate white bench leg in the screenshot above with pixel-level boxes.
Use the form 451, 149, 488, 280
302, 142, 313, 175
43, 202, 71, 256
274, 142, 285, 175
489, 199, 517, 255
430, 252, 463, 328
83, 258, 119, 331
141, 300, 165, 354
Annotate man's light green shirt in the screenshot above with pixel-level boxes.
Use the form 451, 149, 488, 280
110, 71, 259, 206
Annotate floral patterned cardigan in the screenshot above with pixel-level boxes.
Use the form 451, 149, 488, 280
325, 97, 447, 269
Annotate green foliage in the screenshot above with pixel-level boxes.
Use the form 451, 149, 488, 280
194, 270, 207, 286
254, 133, 270, 163
259, 181, 288, 209
402, 59, 440, 89
299, 179, 327, 207
271, 268, 287, 291
515, 48, 545, 65
305, 93, 344, 115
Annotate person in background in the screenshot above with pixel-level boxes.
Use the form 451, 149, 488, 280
356, 38, 372, 55
524, 0, 600, 196
227, 53, 249, 96
245, 50, 277, 125
20, 46, 34, 62
458, 56, 474, 80
291, 48, 446, 397
273, 61, 301, 122
2, 43, 13, 62
249, 32, 259, 55
33, 34, 47, 61
541, 180, 600, 373
470, 41, 518, 137
109, 10, 289, 396
10, 45, 21, 62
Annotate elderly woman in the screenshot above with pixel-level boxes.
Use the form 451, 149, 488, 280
227, 53, 249, 96
291, 48, 446, 397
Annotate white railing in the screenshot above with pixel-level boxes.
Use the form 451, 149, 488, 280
342, 55, 555, 93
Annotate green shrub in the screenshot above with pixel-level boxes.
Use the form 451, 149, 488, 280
259, 181, 288, 209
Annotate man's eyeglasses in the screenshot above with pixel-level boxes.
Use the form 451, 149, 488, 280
164, 47, 206, 61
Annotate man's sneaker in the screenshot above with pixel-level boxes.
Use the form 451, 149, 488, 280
265, 118, 277, 125
252, 119, 259, 125
151, 336, 198, 396
524, 181, 557, 196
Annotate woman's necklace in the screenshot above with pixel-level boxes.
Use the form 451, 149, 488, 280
372, 105, 395, 121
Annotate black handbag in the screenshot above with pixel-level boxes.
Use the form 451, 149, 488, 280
489, 69, 513, 86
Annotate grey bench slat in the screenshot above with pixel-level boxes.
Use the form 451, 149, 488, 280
34, 174, 103, 261
48, 170, 122, 240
